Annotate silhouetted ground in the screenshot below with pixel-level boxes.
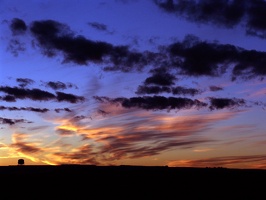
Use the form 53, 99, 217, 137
1, 165, 265, 199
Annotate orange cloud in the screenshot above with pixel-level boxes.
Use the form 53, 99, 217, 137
26, 106, 241, 166
167, 154, 266, 169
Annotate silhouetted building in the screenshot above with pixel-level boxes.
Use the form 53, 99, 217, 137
18, 159, 24, 165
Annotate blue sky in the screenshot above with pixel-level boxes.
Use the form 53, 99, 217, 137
1, 0, 266, 168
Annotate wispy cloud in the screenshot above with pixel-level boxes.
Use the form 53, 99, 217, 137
0, 117, 32, 126
39, 108, 237, 165
0, 86, 84, 103
168, 154, 266, 169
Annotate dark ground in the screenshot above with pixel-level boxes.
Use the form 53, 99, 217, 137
1, 165, 265, 199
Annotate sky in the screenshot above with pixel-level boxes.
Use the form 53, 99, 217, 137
1, 0, 266, 169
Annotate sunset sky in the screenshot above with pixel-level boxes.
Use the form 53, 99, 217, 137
1, 0, 266, 169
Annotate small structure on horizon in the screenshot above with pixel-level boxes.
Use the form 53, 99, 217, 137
18, 159, 24, 166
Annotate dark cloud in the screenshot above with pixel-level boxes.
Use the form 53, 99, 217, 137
44, 81, 77, 90
166, 36, 236, 76
95, 95, 251, 111
27, 107, 48, 113
246, 0, 266, 38
0, 117, 16, 125
16, 78, 35, 87
9, 19, 266, 80
154, 0, 245, 28
165, 35, 266, 79
172, 86, 201, 96
0, 117, 31, 125
209, 85, 223, 92
94, 95, 207, 111
10, 18, 27, 35
231, 49, 266, 80
0, 106, 49, 113
136, 85, 201, 96
0, 106, 71, 113
56, 91, 85, 103
136, 85, 171, 95
45, 81, 67, 90
54, 108, 72, 113
136, 69, 181, 95
103, 48, 152, 72
0, 86, 56, 101
9, 19, 152, 71
0, 86, 84, 103
154, 0, 266, 39
1, 95, 16, 102
144, 72, 176, 86
29, 19, 114, 64
209, 97, 246, 110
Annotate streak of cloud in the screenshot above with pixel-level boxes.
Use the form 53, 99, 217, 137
88, 22, 109, 32
10, 133, 42, 154
94, 95, 207, 111
0, 117, 31, 126
46, 105, 237, 164
43, 81, 77, 91
168, 154, 266, 169
0, 86, 84, 103
208, 97, 246, 110
16, 78, 35, 87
